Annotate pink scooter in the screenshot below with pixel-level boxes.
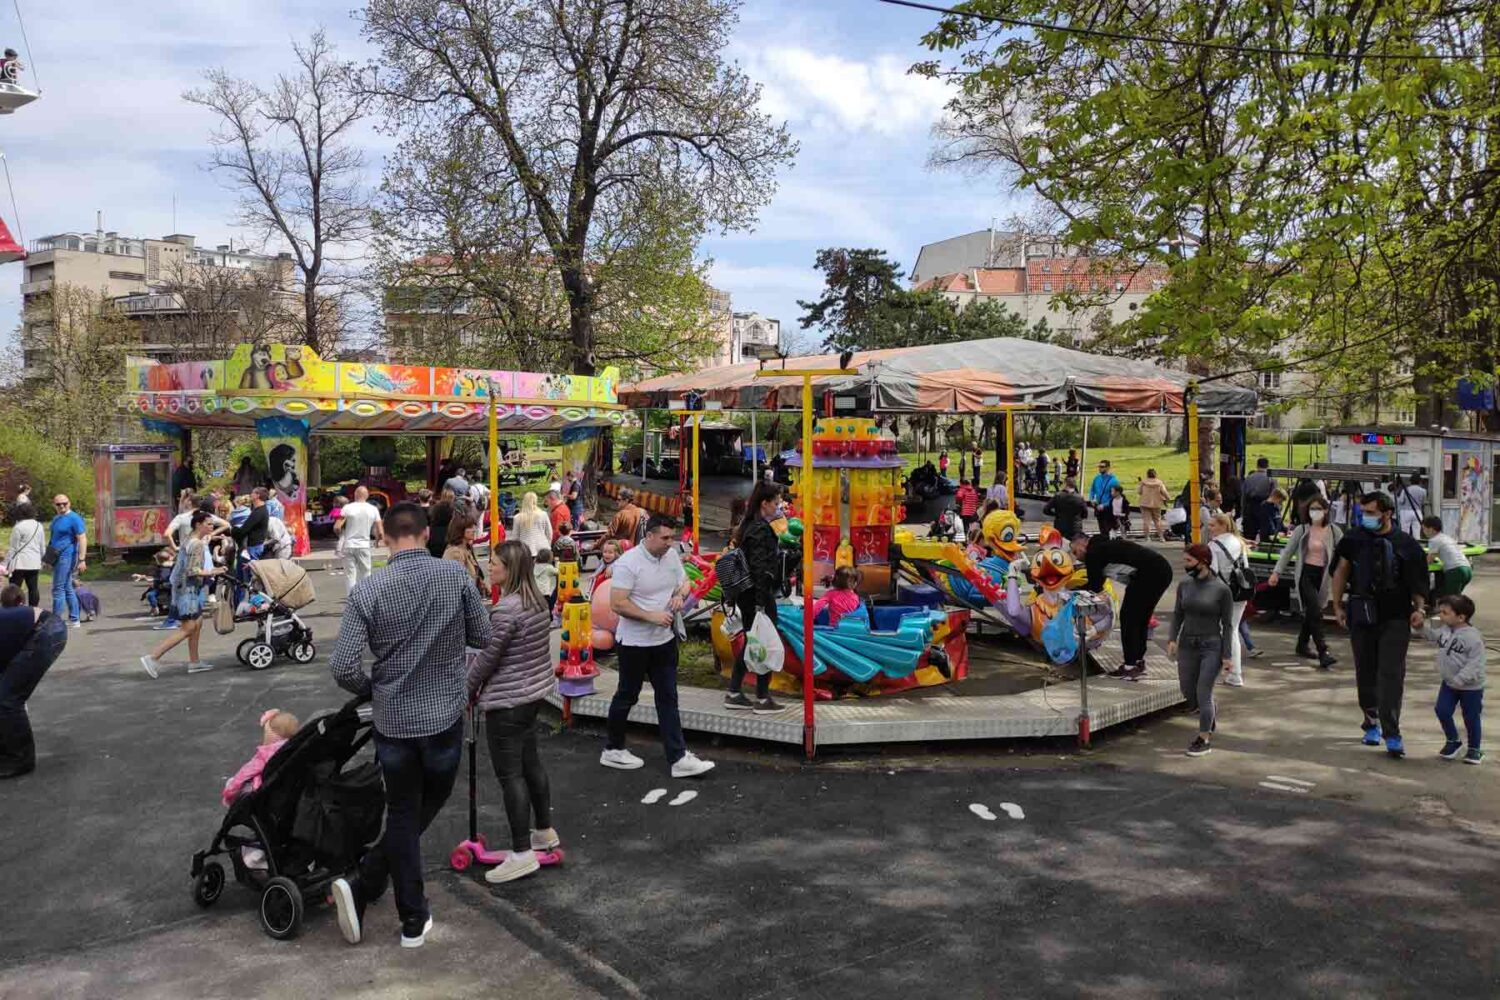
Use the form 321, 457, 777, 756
451, 705, 564, 872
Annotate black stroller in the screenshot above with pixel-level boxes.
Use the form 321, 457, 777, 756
190, 696, 384, 939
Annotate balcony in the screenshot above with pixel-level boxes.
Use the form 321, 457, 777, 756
115, 292, 184, 316
20, 279, 51, 295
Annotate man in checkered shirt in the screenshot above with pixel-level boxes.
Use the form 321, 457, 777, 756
329, 502, 491, 950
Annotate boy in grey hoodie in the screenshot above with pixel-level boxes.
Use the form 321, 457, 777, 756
1417, 593, 1486, 764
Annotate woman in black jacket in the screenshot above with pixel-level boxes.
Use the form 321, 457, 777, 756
725, 481, 785, 713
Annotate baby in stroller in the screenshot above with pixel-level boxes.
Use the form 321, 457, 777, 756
132, 549, 174, 617
222, 709, 301, 869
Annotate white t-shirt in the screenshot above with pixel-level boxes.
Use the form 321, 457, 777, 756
265, 516, 294, 559
1207, 532, 1246, 599
610, 544, 686, 648
338, 501, 381, 549
1428, 532, 1470, 571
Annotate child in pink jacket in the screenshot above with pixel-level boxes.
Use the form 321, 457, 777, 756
221, 709, 299, 807
812, 566, 863, 627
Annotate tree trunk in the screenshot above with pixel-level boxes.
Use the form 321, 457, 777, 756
563, 264, 596, 376
304, 283, 320, 355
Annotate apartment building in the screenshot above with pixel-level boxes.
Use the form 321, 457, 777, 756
20, 222, 298, 379
728, 311, 781, 364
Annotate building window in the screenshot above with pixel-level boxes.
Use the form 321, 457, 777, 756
109, 270, 144, 281
1114, 280, 1126, 292
1042, 281, 1052, 293
1041, 261, 1051, 273
1258, 371, 1282, 390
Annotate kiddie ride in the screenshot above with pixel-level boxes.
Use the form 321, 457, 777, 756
892, 511, 1115, 670
683, 418, 973, 698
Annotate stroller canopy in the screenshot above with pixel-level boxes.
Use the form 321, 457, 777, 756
250, 559, 316, 610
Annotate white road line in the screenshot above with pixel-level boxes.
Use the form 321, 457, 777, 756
641, 788, 668, 805
969, 803, 997, 821
668, 790, 698, 807
999, 802, 1025, 820
1259, 781, 1309, 793
1266, 775, 1315, 787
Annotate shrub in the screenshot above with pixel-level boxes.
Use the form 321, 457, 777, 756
0, 423, 95, 520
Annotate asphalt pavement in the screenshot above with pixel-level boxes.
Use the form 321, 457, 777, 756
2, 571, 1498, 998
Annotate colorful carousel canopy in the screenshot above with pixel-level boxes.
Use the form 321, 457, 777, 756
621, 337, 1258, 416
123, 345, 624, 435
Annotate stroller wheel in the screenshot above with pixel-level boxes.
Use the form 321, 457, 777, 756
289, 641, 317, 664
235, 638, 257, 666
259, 876, 304, 940
192, 860, 226, 908
246, 642, 276, 671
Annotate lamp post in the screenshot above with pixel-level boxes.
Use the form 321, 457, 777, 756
753, 366, 858, 762
487, 378, 501, 598
1186, 383, 1202, 543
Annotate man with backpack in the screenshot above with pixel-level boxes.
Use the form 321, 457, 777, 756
1329, 491, 1430, 757
1071, 533, 1173, 680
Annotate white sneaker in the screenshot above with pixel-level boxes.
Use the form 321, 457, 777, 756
400, 915, 433, 949
530, 828, 560, 851
671, 751, 715, 779
140, 655, 160, 679
187, 661, 215, 674
484, 851, 541, 884
1223, 674, 1244, 687
600, 748, 644, 770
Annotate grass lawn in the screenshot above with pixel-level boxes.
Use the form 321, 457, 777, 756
900, 442, 1328, 494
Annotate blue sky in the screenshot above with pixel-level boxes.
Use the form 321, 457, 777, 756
0, 0, 1028, 351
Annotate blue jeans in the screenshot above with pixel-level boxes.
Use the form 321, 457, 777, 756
1237, 615, 1255, 652
360, 716, 464, 927
607, 640, 687, 763
1435, 684, 1483, 749
50, 550, 79, 623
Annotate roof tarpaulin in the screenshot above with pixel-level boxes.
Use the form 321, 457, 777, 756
621, 338, 1257, 415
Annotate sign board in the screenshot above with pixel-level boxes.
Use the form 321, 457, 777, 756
1349, 432, 1404, 445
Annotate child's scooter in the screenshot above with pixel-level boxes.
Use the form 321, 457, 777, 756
450, 703, 564, 872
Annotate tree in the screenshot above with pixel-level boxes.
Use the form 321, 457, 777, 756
916, 1, 1500, 425
797, 248, 905, 352
362, 0, 797, 376
17, 285, 138, 456
186, 30, 371, 358
132, 259, 303, 363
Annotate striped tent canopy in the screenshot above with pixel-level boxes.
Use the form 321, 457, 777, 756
620, 337, 1257, 416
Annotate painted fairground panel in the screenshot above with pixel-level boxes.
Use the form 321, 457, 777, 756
129, 358, 224, 393
338, 361, 432, 397
224, 344, 335, 393
433, 367, 519, 398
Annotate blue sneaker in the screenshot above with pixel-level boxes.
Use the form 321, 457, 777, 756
1385, 735, 1405, 758
1440, 740, 1463, 760
1361, 726, 1382, 746
153, 619, 178, 631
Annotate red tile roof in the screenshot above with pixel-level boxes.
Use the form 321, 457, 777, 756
917, 257, 1171, 296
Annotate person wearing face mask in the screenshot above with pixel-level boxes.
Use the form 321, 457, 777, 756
1205, 513, 1251, 686
1328, 492, 1431, 757
1167, 544, 1235, 757
1268, 495, 1342, 669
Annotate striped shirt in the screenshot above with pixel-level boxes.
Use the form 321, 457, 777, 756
331, 547, 493, 738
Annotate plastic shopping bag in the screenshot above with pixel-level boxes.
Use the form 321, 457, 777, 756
744, 612, 784, 675
1041, 594, 1080, 666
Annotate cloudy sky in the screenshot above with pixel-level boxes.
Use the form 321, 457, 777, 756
0, 0, 1029, 350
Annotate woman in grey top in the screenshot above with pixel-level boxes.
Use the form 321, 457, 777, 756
1167, 543, 1235, 757
467, 539, 557, 885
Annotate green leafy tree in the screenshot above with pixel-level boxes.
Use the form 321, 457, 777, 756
917, 0, 1500, 426
363, 0, 796, 376
797, 248, 905, 352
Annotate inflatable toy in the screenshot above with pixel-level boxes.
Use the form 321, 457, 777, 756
590, 578, 618, 652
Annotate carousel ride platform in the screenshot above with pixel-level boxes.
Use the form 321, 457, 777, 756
545, 640, 1182, 747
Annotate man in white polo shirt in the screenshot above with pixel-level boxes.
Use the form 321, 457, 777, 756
336, 486, 384, 596
603, 513, 714, 778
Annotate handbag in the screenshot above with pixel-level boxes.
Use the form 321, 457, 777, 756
1211, 539, 1256, 602
715, 546, 752, 600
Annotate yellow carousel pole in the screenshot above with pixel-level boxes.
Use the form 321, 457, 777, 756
755, 366, 857, 763
1005, 407, 1016, 513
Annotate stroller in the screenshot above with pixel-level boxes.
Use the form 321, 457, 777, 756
217, 559, 318, 670
190, 696, 384, 939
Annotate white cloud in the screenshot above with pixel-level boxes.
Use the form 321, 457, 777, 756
745, 47, 950, 137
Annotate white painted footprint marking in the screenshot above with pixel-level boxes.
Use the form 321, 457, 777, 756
969, 803, 997, 821
999, 802, 1025, 820
668, 790, 698, 807
641, 788, 668, 805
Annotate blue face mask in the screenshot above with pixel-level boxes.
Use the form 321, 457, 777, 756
1360, 513, 1383, 530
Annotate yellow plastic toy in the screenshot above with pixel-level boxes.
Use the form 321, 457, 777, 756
557, 560, 581, 604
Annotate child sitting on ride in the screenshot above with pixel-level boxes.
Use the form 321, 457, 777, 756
591, 538, 621, 595
552, 520, 579, 563
132, 549, 175, 616
965, 523, 986, 563
221, 709, 299, 807
812, 566, 864, 627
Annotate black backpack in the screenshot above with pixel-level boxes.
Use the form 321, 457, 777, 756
715, 546, 752, 600
1211, 539, 1257, 602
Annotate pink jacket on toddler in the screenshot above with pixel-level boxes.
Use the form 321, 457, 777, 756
221, 710, 290, 807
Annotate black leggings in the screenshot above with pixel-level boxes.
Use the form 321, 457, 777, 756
484, 702, 553, 853
8, 570, 38, 607
1297, 564, 1329, 654
730, 591, 776, 699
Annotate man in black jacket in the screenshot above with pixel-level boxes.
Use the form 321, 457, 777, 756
232, 487, 271, 561
1044, 478, 1087, 538
1071, 533, 1173, 679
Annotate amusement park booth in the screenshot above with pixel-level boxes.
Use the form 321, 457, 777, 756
1325, 426, 1500, 547
91, 443, 177, 551
114, 344, 624, 554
